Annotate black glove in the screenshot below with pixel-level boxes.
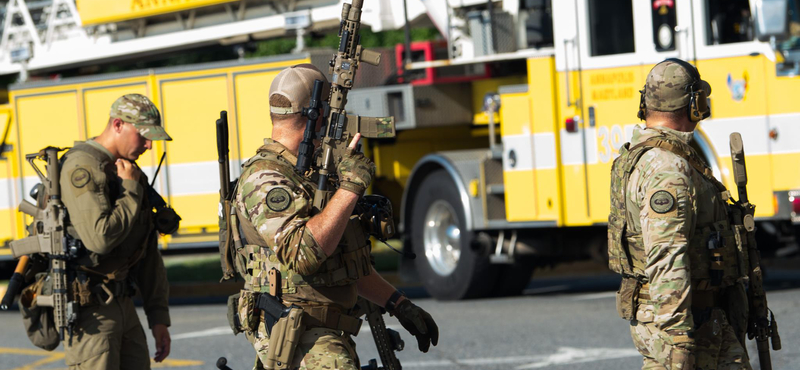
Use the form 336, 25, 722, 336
389, 299, 439, 352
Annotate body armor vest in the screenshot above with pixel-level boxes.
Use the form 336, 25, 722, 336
233, 143, 371, 304
608, 133, 746, 291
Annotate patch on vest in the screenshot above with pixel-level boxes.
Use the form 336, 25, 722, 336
650, 190, 675, 214
70, 168, 91, 188
266, 188, 292, 212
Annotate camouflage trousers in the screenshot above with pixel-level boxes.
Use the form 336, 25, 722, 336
248, 320, 360, 370
630, 308, 751, 370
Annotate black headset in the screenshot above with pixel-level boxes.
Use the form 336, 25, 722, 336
637, 58, 710, 122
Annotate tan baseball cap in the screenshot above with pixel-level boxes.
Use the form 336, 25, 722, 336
269, 64, 330, 115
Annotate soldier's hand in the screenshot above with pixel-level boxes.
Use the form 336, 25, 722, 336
389, 299, 439, 353
152, 324, 171, 362
116, 159, 141, 181
337, 133, 375, 196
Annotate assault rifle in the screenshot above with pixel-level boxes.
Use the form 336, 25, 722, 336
295, 0, 395, 208
729, 133, 781, 370
358, 298, 404, 370
7, 147, 78, 340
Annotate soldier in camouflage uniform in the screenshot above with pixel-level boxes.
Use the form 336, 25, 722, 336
608, 59, 752, 369
234, 64, 439, 370
59, 94, 172, 369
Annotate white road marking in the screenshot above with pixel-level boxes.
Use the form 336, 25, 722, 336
400, 347, 639, 368
571, 291, 617, 301
516, 347, 640, 369
172, 326, 233, 340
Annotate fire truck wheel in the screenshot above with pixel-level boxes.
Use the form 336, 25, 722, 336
492, 257, 536, 297
410, 169, 498, 300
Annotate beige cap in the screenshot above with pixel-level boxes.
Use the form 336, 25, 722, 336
269, 64, 330, 114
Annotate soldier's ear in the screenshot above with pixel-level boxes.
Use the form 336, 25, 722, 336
110, 118, 125, 133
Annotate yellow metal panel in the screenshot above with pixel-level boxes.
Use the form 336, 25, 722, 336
529, 58, 559, 135
504, 170, 537, 221
159, 76, 228, 163
769, 152, 800, 191
169, 194, 219, 233
83, 84, 149, 138
535, 168, 559, 220
234, 71, 277, 158
696, 56, 768, 119
499, 93, 530, 137
158, 75, 228, 230
14, 92, 81, 177
0, 208, 15, 244
718, 155, 774, 218
579, 65, 645, 224
78, 0, 239, 26
473, 76, 527, 125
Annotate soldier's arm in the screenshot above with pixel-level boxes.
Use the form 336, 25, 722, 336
238, 167, 328, 276
60, 156, 143, 255
134, 235, 171, 328
638, 158, 696, 349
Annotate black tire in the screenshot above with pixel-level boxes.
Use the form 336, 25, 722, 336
410, 170, 498, 300
492, 257, 536, 297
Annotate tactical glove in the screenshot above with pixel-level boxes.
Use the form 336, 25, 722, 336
389, 299, 439, 353
337, 148, 375, 196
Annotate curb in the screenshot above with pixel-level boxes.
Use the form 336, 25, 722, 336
167, 272, 425, 304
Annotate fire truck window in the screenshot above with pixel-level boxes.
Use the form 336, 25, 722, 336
588, 0, 635, 56
705, 0, 754, 45
652, 1, 677, 51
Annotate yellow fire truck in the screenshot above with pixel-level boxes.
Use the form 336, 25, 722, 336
2, 0, 800, 300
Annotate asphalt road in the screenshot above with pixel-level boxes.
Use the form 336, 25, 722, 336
1, 269, 798, 370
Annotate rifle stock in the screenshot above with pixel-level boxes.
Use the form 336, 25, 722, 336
729, 132, 779, 370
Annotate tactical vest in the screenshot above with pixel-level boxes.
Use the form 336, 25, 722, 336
232, 143, 371, 302
608, 134, 746, 291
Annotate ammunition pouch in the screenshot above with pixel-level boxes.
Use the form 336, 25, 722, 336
264, 304, 305, 370
233, 290, 260, 334
616, 276, 641, 321
19, 272, 60, 351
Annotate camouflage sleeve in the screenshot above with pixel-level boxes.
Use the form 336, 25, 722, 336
637, 151, 696, 348
60, 155, 144, 255
236, 166, 327, 276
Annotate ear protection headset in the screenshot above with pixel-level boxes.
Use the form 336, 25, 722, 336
637, 58, 710, 122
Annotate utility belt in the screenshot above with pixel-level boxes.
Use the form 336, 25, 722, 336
70, 276, 135, 307
617, 279, 724, 322
231, 291, 361, 370
254, 294, 362, 336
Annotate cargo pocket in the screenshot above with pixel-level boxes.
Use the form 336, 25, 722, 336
64, 333, 111, 367
615, 277, 640, 321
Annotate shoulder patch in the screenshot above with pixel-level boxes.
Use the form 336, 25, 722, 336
649, 190, 675, 214
266, 188, 292, 212
70, 168, 91, 188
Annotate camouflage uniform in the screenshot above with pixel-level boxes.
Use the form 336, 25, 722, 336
58, 94, 171, 369
235, 139, 369, 370
608, 61, 751, 370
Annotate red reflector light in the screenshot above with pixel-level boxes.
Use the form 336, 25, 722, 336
566, 117, 577, 133
792, 195, 800, 215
